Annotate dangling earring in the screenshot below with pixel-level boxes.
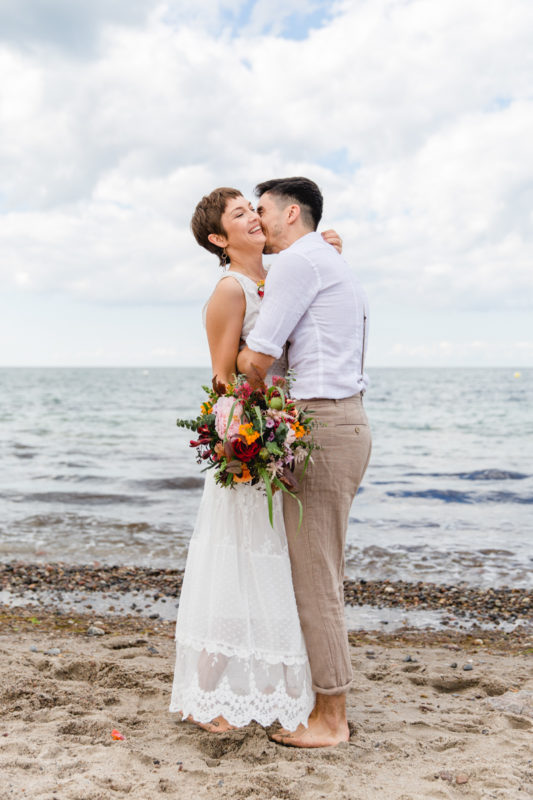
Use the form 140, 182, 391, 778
220, 248, 228, 269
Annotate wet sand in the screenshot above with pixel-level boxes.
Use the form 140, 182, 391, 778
1, 580, 532, 799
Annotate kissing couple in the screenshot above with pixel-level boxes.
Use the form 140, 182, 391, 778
170, 177, 371, 748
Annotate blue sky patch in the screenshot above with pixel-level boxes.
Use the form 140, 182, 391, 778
225, 0, 335, 40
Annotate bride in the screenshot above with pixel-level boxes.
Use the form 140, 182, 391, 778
169, 187, 341, 733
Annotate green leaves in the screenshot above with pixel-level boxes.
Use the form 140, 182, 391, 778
266, 441, 283, 456
259, 467, 274, 528
273, 477, 303, 532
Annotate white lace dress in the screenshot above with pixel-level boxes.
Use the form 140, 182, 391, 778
169, 271, 314, 730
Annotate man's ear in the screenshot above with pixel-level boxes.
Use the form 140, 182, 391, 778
208, 232, 227, 248
286, 204, 301, 225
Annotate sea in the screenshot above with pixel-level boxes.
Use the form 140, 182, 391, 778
1, 367, 531, 590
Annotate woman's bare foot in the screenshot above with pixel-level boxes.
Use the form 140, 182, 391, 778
184, 714, 237, 733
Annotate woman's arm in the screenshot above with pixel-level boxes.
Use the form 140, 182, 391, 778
205, 278, 246, 386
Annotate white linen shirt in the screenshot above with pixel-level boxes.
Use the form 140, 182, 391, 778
246, 232, 369, 400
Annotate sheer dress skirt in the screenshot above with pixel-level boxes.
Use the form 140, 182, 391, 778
169, 470, 315, 730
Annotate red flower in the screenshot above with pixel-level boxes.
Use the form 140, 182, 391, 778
232, 437, 261, 462
189, 423, 211, 448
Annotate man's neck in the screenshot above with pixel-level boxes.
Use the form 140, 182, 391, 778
278, 226, 314, 252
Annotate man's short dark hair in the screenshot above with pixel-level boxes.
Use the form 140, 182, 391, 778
254, 177, 323, 230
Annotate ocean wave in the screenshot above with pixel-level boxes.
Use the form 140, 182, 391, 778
386, 489, 533, 504
405, 469, 528, 481
131, 476, 205, 491
10, 491, 152, 506
31, 473, 104, 483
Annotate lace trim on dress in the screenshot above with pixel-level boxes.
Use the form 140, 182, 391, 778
170, 647, 315, 730
174, 632, 310, 666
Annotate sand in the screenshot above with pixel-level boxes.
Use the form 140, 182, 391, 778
0, 609, 532, 800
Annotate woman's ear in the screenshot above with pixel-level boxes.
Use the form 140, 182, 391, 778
208, 232, 227, 248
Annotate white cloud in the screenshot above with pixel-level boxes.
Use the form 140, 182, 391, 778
0, 0, 531, 364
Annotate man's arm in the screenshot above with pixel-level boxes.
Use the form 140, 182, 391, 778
239, 251, 320, 383
236, 346, 274, 382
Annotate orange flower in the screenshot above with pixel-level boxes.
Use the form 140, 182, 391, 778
238, 423, 260, 444
292, 422, 306, 439
201, 401, 212, 415
233, 464, 252, 483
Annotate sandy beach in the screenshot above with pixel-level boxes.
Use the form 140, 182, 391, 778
1, 594, 532, 800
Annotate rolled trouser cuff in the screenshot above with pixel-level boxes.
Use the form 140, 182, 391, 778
313, 679, 353, 696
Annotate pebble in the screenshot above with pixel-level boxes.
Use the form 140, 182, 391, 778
147, 645, 159, 655
87, 626, 105, 636
29, 645, 39, 653
450, 663, 458, 669
463, 664, 474, 671
44, 648, 61, 656
456, 774, 469, 785
439, 771, 453, 782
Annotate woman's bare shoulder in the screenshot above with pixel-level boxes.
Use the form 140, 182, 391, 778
206, 274, 246, 321
209, 274, 245, 307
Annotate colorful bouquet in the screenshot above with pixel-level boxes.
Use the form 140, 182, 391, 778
177, 373, 317, 528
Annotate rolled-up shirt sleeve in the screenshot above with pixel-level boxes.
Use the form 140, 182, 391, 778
246, 252, 321, 357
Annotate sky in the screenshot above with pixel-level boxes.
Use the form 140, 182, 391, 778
0, 0, 532, 368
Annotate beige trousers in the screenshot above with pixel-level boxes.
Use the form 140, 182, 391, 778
283, 394, 371, 695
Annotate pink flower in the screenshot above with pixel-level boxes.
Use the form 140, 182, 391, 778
235, 381, 253, 400
213, 396, 243, 439
285, 426, 296, 445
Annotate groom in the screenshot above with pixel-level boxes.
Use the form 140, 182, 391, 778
237, 177, 372, 748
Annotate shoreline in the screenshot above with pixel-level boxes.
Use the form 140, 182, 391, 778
1, 561, 531, 630
1, 604, 532, 653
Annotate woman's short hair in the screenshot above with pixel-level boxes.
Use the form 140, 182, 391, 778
191, 187, 242, 265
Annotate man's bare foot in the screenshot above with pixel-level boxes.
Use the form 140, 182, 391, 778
271, 719, 349, 748
271, 692, 349, 748
184, 714, 237, 733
